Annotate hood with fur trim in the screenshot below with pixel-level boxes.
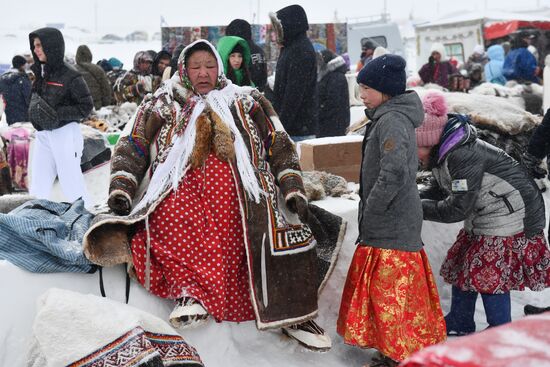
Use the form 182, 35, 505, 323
317, 53, 347, 81
269, 5, 309, 45
430, 42, 448, 61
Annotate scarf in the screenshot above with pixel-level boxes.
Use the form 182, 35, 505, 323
132, 40, 260, 215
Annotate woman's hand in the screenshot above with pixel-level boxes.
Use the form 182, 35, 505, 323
108, 194, 131, 215
286, 195, 309, 222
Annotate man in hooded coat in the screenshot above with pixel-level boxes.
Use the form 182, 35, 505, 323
269, 5, 318, 140
27, 27, 93, 206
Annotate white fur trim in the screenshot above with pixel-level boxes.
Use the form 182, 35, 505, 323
284, 190, 308, 204
109, 189, 132, 203
282, 325, 332, 350
261, 234, 269, 307
277, 168, 302, 182
110, 171, 138, 187
269, 115, 286, 132
256, 310, 318, 331
317, 219, 347, 295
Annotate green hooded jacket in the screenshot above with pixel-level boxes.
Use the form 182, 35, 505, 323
216, 36, 252, 86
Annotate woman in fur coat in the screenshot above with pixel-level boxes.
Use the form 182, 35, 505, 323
83, 40, 346, 351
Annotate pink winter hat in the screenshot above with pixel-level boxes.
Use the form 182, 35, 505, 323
416, 91, 448, 148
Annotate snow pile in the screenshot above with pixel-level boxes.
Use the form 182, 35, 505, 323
2, 164, 550, 366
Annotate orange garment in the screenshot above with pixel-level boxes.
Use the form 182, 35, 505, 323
337, 245, 447, 362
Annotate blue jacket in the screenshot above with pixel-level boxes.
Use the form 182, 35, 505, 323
484, 45, 506, 85
0, 198, 95, 273
0, 69, 31, 124
502, 48, 538, 83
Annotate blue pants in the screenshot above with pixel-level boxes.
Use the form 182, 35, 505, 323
445, 286, 511, 335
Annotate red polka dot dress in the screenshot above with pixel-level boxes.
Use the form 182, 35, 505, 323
131, 153, 255, 322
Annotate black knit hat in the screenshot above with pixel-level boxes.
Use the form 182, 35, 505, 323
356, 54, 406, 97
12, 55, 27, 69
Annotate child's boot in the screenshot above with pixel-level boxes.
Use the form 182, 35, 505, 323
481, 292, 511, 328
445, 286, 477, 336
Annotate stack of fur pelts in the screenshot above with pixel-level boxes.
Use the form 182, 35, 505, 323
83, 116, 109, 132
470, 81, 543, 115
94, 102, 138, 131
413, 87, 542, 161
302, 171, 352, 201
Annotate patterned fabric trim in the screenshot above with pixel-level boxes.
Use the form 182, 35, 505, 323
258, 170, 314, 256
110, 171, 138, 187
144, 331, 203, 365
68, 327, 203, 367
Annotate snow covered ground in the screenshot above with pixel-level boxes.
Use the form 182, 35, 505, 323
1, 163, 550, 366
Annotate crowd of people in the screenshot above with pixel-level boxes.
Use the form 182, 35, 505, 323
1, 3, 550, 367
417, 30, 542, 91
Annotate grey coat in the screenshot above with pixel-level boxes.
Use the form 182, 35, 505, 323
358, 91, 425, 251
422, 117, 545, 237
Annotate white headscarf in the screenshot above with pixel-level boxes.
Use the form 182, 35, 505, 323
132, 40, 260, 214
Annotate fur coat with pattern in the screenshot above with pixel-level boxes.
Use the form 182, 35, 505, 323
83, 73, 346, 329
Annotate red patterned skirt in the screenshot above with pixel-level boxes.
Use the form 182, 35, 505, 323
131, 154, 255, 322
337, 245, 447, 362
441, 229, 550, 294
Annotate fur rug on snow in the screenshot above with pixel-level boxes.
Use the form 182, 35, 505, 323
302, 171, 351, 201
27, 288, 203, 366
413, 88, 541, 135
470, 81, 543, 115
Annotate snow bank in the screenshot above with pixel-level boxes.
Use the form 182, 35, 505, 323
2, 171, 550, 366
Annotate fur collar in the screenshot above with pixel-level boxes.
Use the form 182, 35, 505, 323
318, 55, 347, 82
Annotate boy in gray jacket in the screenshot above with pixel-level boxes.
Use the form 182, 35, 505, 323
337, 55, 446, 367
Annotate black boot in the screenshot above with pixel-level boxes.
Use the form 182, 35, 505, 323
524, 304, 550, 315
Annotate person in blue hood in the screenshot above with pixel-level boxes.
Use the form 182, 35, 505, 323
484, 44, 507, 85
502, 32, 539, 83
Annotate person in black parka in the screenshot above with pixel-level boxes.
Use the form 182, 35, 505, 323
0, 55, 31, 124
28, 27, 93, 207
269, 5, 318, 140
226, 19, 267, 91
317, 50, 349, 137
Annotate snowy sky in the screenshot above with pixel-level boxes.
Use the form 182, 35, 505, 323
1, 0, 549, 35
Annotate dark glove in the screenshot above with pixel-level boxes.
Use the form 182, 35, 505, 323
28, 93, 59, 130
108, 193, 131, 215
429, 55, 435, 64
286, 195, 309, 222
521, 152, 547, 179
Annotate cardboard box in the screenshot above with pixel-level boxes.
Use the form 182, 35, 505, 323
298, 135, 363, 183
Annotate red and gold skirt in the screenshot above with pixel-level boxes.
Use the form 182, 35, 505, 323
337, 245, 447, 362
